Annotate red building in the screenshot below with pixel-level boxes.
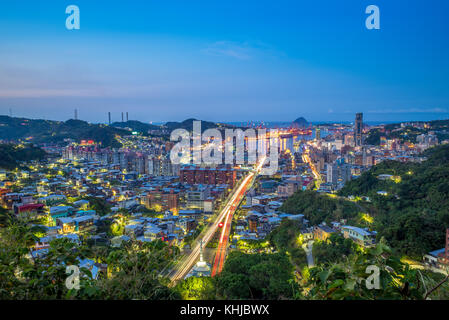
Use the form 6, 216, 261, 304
13, 203, 45, 216
180, 166, 236, 186
248, 215, 259, 233
142, 188, 179, 214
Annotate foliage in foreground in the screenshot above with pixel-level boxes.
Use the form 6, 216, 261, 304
0, 213, 179, 300
304, 238, 449, 300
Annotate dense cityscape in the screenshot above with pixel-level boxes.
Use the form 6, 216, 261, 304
1, 113, 448, 300
1, 1, 449, 311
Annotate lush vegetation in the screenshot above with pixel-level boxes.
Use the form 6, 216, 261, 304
0, 143, 46, 169
339, 144, 449, 257
175, 276, 216, 300
268, 219, 308, 267
365, 128, 383, 145
0, 212, 179, 299
214, 251, 297, 299
86, 197, 112, 217
303, 239, 449, 300
313, 233, 356, 265
279, 190, 360, 225
278, 145, 449, 258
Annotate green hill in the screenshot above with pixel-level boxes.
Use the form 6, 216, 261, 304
0, 144, 46, 169
338, 144, 449, 256
164, 118, 235, 132
280, 144, 449, 257
0, 116, 129, 148
111, 120, 161, 134
366, 119, 449, 145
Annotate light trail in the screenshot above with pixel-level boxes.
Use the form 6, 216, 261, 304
170, 156, 266, 282
211, 156, 266, 277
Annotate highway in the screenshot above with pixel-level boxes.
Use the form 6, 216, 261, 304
211, 179, 247, 276
211, 157, 266, 277
169, 157, 266, 282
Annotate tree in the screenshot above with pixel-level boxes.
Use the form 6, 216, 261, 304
279, 191, 359, 226
313, 234, 355, 265
215, 251, 298, 299
303, 239, 449, 300
175, 276, 216, 300
87, 197, 111, 216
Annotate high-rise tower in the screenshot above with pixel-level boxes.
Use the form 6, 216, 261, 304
354, 113, 363, 147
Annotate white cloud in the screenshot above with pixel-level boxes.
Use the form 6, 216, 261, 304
202, 41, 252, 60
202, 40, 280, 60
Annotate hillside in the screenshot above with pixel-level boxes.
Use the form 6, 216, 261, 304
0, 116, 129, 148
279, 190, 360, 226
365, 119, 449, 145
164, 118, 235, 132
0, 144, 47, 169
279, 144, 449, 257
111, 120, 161, 134
338, 144, 449, 256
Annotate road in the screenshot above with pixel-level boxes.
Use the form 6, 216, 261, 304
211, 180, 248, 276
302, 144, 322, 188
169, 157, 266, 282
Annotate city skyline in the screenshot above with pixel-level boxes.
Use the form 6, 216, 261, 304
2, 0, 449, 308
1, 0, 449, 123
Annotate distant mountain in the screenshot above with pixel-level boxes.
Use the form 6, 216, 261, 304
0, 116, 129, 148
111, 120, 161, 133
164, 118, 235, 132
292, 117, 309, 128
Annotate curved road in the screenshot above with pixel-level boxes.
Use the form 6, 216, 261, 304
169, 157, 266, 282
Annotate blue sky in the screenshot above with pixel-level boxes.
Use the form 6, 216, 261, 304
0, 0, 448, 123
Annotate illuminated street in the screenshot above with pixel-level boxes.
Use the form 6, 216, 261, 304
170, 157, 266, 282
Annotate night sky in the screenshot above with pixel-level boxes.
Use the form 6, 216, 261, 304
0, 0, 448, 123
